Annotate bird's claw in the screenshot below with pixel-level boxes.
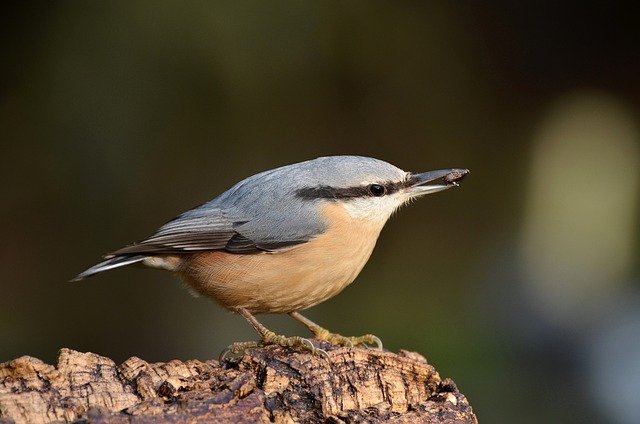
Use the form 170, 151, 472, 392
219, 340, 263, 362
219, 335, 331, 362
321, 332, 383, 351
287, 311, 383, 351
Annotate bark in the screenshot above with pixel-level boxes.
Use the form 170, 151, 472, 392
0, 343, 477, 423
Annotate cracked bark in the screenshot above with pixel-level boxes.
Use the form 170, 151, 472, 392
0, 344, 477, 423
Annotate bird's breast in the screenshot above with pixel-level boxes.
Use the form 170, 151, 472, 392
174, 202, 385, 314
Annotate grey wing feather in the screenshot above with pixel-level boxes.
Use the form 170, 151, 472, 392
110, 207, 237, 255
224, 233, 260, 253
71, 255, 147, 281
108, 200, 320, 256
225, 233, 308, 253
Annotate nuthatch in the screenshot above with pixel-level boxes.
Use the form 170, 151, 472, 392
74, 156, 468, 358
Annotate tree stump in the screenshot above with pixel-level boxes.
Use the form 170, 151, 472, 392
0, 343, 477, 423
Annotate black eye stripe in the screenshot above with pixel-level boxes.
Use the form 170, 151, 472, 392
296, 178, 411, 200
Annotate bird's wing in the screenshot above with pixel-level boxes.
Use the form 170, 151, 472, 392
108, 205, 315, 257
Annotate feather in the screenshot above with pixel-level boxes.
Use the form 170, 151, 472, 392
71, 255, 146, 281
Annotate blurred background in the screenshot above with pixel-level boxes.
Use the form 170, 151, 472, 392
2, 1, 639, 423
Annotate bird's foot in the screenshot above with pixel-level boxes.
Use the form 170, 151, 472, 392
263, 330, 331, 360
219, 340, 262, 361
219, 330, 330, 362
312, 328, 383, 350
288, 311, 383, 350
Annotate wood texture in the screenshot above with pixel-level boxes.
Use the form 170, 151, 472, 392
0, 344, 477, 423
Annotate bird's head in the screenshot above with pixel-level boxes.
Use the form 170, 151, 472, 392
290, 156, 469, 224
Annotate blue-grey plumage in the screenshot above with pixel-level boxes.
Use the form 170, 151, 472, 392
158, 156, 409, 251
73, 156, 468, 356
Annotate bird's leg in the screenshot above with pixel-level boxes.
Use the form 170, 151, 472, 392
220, 307, 330, 361
289, 311, 383, 350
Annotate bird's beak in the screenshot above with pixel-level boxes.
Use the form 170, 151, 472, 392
407, 169, 469, 198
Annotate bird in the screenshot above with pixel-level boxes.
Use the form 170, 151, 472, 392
73, 156, 468, 359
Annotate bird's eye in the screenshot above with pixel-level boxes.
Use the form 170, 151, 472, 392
369, 184, 386, 197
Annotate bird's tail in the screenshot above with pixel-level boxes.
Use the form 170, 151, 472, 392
71, 255, 147, 281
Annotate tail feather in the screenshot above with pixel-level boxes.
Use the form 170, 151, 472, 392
71, 255, 147, 281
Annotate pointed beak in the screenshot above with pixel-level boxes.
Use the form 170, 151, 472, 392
407, 168, 469, 197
